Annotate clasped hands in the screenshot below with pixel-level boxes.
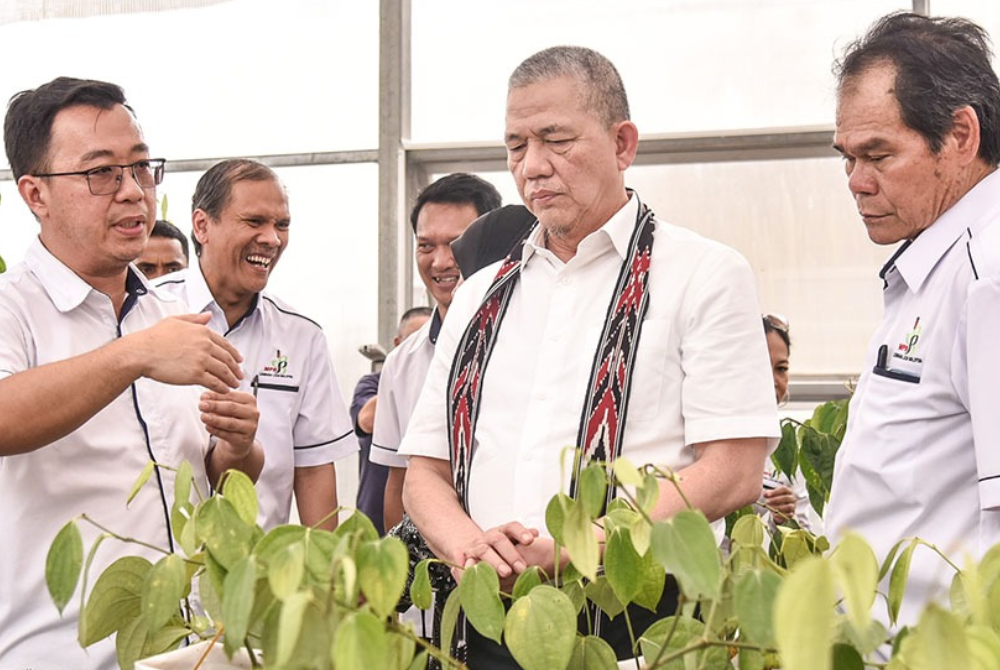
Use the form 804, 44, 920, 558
451, 521, 567, 590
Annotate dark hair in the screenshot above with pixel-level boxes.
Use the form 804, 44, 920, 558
835, 12, 1000, 166
399, 306, 433, 333
762, 316, 791, 350
409, 173, 502, 233
452, 204, 536, 278
4, 77, 131, 180
509, 46, 630, 128
191, 158, 281, 255
151, 220, 190, 261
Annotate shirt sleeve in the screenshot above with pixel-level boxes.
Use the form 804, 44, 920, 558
0, 298, 30, 380
964, 273, 1000, 510
349, 372, 380, 437
292, 327, 358, 467
370, 354, 408, 468
676, 245, 781, 447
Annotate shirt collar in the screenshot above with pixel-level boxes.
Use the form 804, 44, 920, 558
521, 192, 638, 266
429, 307, 443, 345
24, 238, 148, 314
887, 169, 1000, 292
187, 260, 263, 325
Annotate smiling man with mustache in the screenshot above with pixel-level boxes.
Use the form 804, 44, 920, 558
157, 159, 357, 531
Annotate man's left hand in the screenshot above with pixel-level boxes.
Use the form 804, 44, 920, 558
200, 390, 259, 458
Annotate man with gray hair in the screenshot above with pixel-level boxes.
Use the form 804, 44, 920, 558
826, 12, 1000, 626
400, 46, 778, 665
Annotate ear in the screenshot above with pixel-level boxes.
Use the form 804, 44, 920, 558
949, 106, 982, 166
16, 175, 47, 219
614, 120, 640, 172
191, 208, 211, 247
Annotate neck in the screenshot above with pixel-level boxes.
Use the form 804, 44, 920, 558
436, 304, 448, 321
200, 262, 256, 329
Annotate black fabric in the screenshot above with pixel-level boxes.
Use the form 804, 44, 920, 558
451, 204, 536, 278
350, 372, 386, 534
464, 577, 681, 669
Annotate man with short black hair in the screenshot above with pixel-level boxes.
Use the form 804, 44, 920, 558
136, 219, 189, 279
158, 158, 357, 531
826, 12, 1000, 626
0, 77, 262, 670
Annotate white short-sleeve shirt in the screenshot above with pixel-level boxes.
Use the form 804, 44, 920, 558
370, 312, 439, 468
826, 168, 1000, 627
157, 266, 357, 529
0, 240, 210, 670
399, 194, 780, 534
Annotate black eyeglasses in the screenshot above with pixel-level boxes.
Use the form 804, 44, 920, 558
34, 158, 166, 196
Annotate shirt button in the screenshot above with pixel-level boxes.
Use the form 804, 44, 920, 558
557, 276, 571, 286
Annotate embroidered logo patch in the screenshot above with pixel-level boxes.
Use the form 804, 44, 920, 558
260, 349, 292, 378
892, 317, 923, 364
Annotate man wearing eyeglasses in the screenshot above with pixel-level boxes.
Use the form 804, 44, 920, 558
157, 158, 358, 532
0, 77, 264, 670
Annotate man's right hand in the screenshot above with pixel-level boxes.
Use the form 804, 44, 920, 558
128, 313, 244, 392
451, 522, 540, 588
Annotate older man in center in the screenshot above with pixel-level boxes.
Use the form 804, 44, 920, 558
400, 46, 778, 665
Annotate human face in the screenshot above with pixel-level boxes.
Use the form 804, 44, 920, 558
505, 75, 636, 255
415, 201, 479, 314
19, 104, 155, 283
766, 330, 790, 406
136, 236, 187, 279
193, 178, 289, 308
834, 63, 969, 245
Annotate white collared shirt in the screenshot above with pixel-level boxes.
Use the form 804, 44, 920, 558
0, 240, 210, 670
400, 194, 779, 534
826, 168, 1000, 627
157, 265, 357, 529
370, 312, 439, 468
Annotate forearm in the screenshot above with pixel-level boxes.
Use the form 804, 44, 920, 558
294, 463, 339, 530
650, 438, 770, 522
206, 438, 265, 488
356, 396, 377, 435
404, 456, 484, 564
383, 466, 406, 531
0, 337, 142, 455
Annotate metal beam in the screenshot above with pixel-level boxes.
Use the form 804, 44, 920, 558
913, 0, 930, 16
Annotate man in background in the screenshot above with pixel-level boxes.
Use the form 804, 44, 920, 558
0, 77, 262, 670
158, 158, 357, 530
826, 12, 1000, 626
351, 306, 431, 535
370, 173, 502, 532
135, 219, 188, 279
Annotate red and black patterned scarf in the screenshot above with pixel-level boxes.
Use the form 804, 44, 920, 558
446, 194, 656, 511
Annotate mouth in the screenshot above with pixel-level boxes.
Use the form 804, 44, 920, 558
529, 190, 560, 206
113, 217, 146, 237
246, 254, 274, 270
433, 275, 459, 287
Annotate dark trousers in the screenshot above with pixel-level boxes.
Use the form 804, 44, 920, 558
464, 577, 680, 670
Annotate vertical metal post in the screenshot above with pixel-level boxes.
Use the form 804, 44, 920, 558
912, 0, 930, 15
378, 0, 412, 349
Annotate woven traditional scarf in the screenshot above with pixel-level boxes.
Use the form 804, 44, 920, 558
446, 194, 656, 511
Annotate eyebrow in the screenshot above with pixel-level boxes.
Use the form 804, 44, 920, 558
505, 124, 571, 144
832, 137, 890, 156
79, 142, 150, 164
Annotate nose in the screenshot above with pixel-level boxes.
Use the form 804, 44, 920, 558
114, 166, 147, 202
847, 161, 877, 197
257, 224, 282, 247
519, 141, 553, 180
431, 244, 455, 271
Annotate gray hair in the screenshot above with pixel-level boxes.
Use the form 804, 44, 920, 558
509, 46, 630, 127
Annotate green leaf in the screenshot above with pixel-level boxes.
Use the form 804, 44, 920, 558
632, 550, 667, 613
638, 616, 730, 669
584, 577, 624, 619
80, 556, 152, 646
604, 528, 642, 605
195, 496, 254, 570
127, 461, 156, 507
578, 463, 608, 518
114, 614, 149, 670
832, 643, 865, 670
734, 570, 781, 646
545, 493, 572, 546
440, 587, 462, 657
612, 456, 643, 486
334, 509, 379, 544
411, 559, 433, 610
738, 648, 765, 670
332, 611, 388, 670
406, 650, 429, 670
505, 585, 577, 670
221, 469, 259, 527
561, 580, 587, 613
171, 460, 195, 552
570, 634, 618, 669
889, 541, 917, 626
563, 498, 600, 580
276, 591, 310, 667
650, 510, 721, 599
636, 471, 660, 517
774, 556, 836, 670
141, 553, 187, 631
831, 532, 878, 637
222, 556, 258, 657
357, 537, 409, 618
967, 624, 1000, 670
730, 514, 766, 550
512, 566, 543, 601
771, 420, 799, 481
799, 428, 837, 516
267, 540, 305, 601
911, 604, 971, 669
387, 629, 418, 670
459, 562, 505, 644
46, 520, 83, 614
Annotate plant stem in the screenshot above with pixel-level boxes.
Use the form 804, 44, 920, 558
79, 514, 171, 556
